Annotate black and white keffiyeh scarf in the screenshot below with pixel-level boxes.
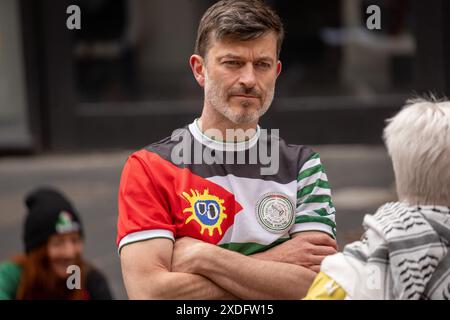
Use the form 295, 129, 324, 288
321, 202, 450, 300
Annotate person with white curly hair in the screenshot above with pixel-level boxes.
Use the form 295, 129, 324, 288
305, 96, 450, 300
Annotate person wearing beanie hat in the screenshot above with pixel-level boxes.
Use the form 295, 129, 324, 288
23, 188, 84, 254
0, 187, 113, 300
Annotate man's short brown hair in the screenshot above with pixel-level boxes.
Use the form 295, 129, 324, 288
195, 0, 284, 58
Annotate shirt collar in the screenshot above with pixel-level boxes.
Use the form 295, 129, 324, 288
188, 119, 261, 152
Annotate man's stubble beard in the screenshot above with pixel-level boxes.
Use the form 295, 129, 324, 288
204, 70, 275, 125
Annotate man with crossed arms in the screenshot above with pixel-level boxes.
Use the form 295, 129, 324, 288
118, 0, 337, 299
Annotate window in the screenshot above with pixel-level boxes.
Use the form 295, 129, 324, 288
71, 0, 415, 105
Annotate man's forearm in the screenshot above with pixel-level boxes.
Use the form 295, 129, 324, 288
250, 245, 283, 261
191, 245, 316, 300
120, 238, 239, 300
127, 270, 237, 300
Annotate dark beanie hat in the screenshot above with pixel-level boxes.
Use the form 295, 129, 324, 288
23, 187, 84, 253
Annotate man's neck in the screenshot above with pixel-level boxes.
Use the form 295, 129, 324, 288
198, 108, 258, 143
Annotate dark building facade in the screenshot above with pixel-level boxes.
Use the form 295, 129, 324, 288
1, 0, 449, 154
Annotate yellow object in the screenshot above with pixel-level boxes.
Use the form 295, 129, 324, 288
303, 272, 347, 300
182, 188, 227, 236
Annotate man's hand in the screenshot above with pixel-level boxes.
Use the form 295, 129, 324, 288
172, 237, 207, 274
252, 231, 338, 273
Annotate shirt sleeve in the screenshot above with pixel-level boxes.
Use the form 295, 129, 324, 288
291, 152, 337, 238
117, 153, 176, 254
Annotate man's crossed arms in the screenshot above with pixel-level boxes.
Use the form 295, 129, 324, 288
120, 231, 337, 300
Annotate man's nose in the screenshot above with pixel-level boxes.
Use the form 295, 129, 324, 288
239, 63, 257, 89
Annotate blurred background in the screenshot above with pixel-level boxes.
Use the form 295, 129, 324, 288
0, 0, 449, 299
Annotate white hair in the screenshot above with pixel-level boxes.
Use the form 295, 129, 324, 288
383, 96, 450, 206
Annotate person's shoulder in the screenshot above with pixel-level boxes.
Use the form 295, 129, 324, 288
86, 265, 107, 283
0, 261, 22, 275
85, 265, 113, 300
146, 124, 190, 152
0, 261, 22, 300
283, 141, 315, 160
365, 201, 429, 238
262, 129, 314, 154
373, 202, 410, 220
265, 131, 316, 169
127, 125, 191, 164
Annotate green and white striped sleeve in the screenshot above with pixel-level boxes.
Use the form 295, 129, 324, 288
291, 152, 337, 238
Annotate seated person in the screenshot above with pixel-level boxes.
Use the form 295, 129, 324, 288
0, 187, 113, 300
305, 97, 450, 300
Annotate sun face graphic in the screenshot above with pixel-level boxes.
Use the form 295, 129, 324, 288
182, 188, 227, 236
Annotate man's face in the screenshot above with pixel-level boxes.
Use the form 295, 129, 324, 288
202, 32, 281, 125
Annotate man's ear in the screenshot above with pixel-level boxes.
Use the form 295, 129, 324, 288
276, 60, 282, 78
190, 54, 206, 87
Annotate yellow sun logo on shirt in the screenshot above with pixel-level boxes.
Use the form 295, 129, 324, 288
182, 189, 227, 236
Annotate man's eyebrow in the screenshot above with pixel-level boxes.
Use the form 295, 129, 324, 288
256, 56, 275, 63
217, 54, 244, 61
217, 54, 275, 63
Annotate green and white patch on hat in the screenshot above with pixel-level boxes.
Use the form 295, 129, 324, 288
55, 211, 80, 234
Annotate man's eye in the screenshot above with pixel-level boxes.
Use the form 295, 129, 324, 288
256, 62, 271, 69
224, 61, 241, 66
